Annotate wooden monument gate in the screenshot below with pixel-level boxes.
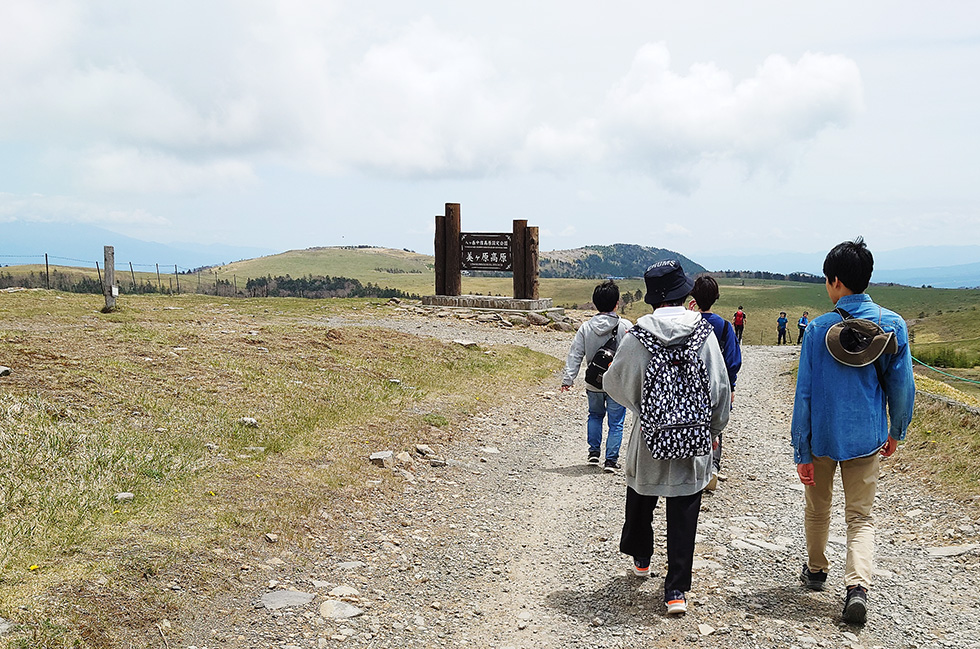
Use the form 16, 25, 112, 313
423, 203, 555, 311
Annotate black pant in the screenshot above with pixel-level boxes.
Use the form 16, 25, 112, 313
734, 325, 743, 342
798, 327, 806, 344
620, 487, 703, 593
777, 328, 787, 344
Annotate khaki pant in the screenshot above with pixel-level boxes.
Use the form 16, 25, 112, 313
804, 452, 879, 588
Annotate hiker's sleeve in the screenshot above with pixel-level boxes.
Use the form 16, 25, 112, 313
883, 325, 916, 441
561, 326, 587, 386
791, 327, 814, 464
703, 336, 730, 438
722, 322, 742, 391
603, 335, 643, 414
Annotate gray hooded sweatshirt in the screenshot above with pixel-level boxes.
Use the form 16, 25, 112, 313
603, 308, 731, 496
562, 313, 632, 391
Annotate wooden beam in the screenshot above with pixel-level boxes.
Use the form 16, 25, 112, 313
512, 219, 528, 299
525, 226, 540, 300
445, 203, 462, 296
434, 214, 446, 296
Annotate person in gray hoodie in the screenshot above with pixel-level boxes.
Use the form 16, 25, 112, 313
604, 261, 730, 615
561, 280, 632, 472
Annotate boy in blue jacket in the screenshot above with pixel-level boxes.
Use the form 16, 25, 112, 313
791, 237, 915, 625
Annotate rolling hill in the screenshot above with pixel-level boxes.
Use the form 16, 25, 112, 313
540, 244, 706, 278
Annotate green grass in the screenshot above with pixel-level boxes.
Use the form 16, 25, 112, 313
0, 291, 560, 647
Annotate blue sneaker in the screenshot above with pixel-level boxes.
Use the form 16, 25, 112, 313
631, 556, 650, 578
665, 590, 687, 615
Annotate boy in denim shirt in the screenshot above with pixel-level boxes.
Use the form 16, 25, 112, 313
791, 237, 915, 624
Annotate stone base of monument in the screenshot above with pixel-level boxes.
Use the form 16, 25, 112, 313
422, 295, 558, 313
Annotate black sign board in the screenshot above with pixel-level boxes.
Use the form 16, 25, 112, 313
460, 233, 513, 271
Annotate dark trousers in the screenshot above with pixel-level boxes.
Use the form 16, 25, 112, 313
734, 324, 743, 342
777, 328, 787, 344
798, 327, 806, 344
620, 487, 703, 593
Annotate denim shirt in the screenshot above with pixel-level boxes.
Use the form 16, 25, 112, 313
791, 293, 916, 464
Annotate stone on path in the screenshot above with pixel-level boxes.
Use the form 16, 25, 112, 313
698, 623, 716, 636
452, 339, 479, 348
329, 585, 360, 598
261, 590, 315, 610
0, 366, 11, 377
415, 444, 435, 456
527, 312, 550, 326
927, 544, 978, 557
335, 561, 366, 571
369, 451, 393, 467
320, 600, 364, 619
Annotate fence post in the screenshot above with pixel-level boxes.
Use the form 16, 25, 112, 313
103, 246, 116, 311
156, 264, 161, 291
44, 253, 50, 290
445, 203, 462, 296
525, 226, 540, 300
174, 265, 180, 294
512, 220, 527, 299
129, 262, 137, 291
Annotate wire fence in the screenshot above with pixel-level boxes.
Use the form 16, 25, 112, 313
0, 252, 235, 296
0, 251, 421, 301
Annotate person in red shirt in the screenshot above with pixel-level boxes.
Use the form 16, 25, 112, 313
731, 307, 746, 343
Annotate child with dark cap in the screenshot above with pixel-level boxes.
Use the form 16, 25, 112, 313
604, 260, 730, 615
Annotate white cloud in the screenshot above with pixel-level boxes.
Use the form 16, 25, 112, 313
523, 44, 864, 191
663, 223, 692, 237
0, 192, 169, 226
77, 148, 256, 194
0, 4, 864, 196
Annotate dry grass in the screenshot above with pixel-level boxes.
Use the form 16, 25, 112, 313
0, 291, 559, 647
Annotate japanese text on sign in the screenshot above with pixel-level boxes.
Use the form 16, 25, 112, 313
460, 233, 513, 271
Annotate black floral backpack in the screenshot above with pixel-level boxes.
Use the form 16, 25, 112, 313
630, 320, 713, 460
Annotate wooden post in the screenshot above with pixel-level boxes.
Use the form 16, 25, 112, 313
525, 226, 540, 300
434, 214, 446, 295
174, 265, 180, 294
96, 262, 103, 293
445, 203, 462, 296
44, 253, 50, 289
512, 220, 527, 299
129, 262, 137, 291
103, 246, 116, 311
156, 264, 161, 291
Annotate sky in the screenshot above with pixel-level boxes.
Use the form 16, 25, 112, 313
1, 1, 978, 261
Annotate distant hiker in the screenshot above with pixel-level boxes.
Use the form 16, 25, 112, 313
798, 311, 809, 344
604, 261, 730, 616
777, 311, 788, 345
561, 280, 632, 473
791, 237, 915, 625
689, 275, 741, 491
732, 306, 746, 343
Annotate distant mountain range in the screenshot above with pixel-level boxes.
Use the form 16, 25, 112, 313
2, 221, 977, 288
540, 244, 706, 278
696, 246, 980, 288
1, 221, 276, 271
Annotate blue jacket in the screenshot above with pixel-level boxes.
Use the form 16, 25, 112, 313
702, 312, 742, 391
791, 293, 916, 464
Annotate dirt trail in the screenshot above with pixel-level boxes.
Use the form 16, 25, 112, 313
201, 313, 980, 649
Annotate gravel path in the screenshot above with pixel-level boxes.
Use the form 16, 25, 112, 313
201, 310, 980, 649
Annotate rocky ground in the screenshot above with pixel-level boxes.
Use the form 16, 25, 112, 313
182, 309, 980, 649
